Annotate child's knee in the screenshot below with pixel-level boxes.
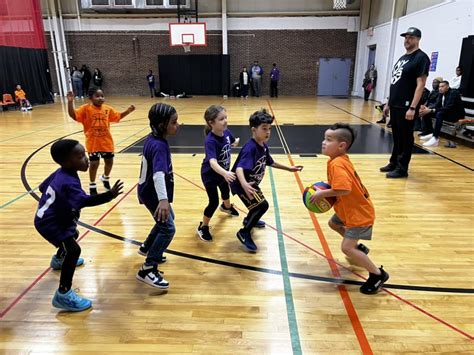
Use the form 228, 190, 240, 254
260, 200, 269, 213
341, 240, 356, 256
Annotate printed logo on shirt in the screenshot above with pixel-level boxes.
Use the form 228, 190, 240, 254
91, 111, 109, 137
249, 155, 267, 185
218, 140, 232, 170
391, 59, 409, 85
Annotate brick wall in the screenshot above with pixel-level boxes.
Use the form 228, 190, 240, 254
46, 29, 357, 96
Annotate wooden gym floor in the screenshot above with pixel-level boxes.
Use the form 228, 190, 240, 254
0, 96, 473, 354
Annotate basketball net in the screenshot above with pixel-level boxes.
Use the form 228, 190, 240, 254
182, 43, 191, 53
333, 0, 347, 10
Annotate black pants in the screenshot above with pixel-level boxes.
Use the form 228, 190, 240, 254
389, 107, 415, 172
364, 89, 371, 101
57, 235, 81, 292
204, 181, 230, 218
433, 111, 460, 138
421, 112, 435, 135
237, 189, 269, 232
270, 80, 278, 97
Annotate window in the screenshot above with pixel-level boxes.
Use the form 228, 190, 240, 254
91, 0, 110, 5
114, 0, 134, 6
145, 0, 164, 5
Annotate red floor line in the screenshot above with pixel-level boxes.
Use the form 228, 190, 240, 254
0, 183, 137, 319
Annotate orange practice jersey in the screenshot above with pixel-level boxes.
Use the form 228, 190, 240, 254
327, 154, 375, 228
75, 104, 121, 153
15, 89, 26, 100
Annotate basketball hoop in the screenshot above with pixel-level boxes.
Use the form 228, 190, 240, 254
333, 0, 347, 10
182, 42, 191, 53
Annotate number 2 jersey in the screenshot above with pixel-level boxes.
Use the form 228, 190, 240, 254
34, 168, 112, 246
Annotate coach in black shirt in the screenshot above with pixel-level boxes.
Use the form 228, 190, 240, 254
381, 27, 430, 178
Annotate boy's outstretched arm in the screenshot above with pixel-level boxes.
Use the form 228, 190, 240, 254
271, 161, 303, 172
120, 105, 136, 119
67, 91, 77, 120
310, 188, 350, 204
82, 180, 124, 207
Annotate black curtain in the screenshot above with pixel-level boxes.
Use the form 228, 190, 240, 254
158, 55, 230, 96
459, 35, 473, 97
0, 46, 53, 105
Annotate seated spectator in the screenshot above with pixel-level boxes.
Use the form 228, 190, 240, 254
375, 98, 391, 128
14, 85, 33, 111
420, 80, 465, 147
414, 87, 430, 132
418, 77, 442, 136
451, 66, 462, 90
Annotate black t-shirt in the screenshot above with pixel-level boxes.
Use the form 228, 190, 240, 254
388, 49, 430, 109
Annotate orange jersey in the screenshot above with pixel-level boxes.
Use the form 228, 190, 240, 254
327, 154, 375, 228
75, 104, 121, 153
15, 89, 26, 100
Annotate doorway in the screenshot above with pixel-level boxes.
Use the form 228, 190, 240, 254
317, 58, 352, 96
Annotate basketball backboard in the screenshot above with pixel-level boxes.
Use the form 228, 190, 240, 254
169, 22, 207, 47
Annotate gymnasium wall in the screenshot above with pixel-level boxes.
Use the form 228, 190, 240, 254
353, 0, 472, 102
45, 17, 358, 96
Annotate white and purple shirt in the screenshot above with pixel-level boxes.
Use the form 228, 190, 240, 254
230, 138, 274, 195
201, 129, 235, 186
138, 135, 174, 211
34, 168, 90, 245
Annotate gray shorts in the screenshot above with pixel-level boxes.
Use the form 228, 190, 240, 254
330, 214, 373, 240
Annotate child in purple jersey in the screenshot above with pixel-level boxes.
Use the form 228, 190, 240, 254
197, 105, 241, 242
34, 139, 123, 312
230, 109, 303, 252
136, 103, 179, 289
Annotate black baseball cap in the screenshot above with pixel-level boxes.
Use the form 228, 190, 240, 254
400, 27, 422, 38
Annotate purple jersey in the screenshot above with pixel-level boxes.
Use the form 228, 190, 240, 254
138, 134, 174, 211
201, 129, 235, 186
34, 168, 91, 246
230, 138, 274, 195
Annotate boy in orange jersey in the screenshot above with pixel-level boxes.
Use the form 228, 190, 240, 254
67, 88, 135, 195
14, 85, 32, 110
310, 122, 389, 294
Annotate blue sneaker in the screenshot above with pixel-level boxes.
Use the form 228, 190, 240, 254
236, 229, 257, 253
50, 255, 85, 270
52, 289, 92, 312
243, 217, 266, 229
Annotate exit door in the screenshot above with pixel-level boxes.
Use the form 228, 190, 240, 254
317, 58, 352, 96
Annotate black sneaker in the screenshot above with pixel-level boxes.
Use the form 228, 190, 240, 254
379, 163, 396, 173
386, 169, 408, 179
386, 122, 392, 128
100, 175, 111, 191
196, 222, 213, 242
137, 244, 167, 263
236, 229, 257, 253
243, 217, 266, 229
136, 264, 169, 289
376, 117, 386, 124
89, 185, 98, 195
360, 267, 389, 295
357, 243, 370, 255
219, 203, 239, 216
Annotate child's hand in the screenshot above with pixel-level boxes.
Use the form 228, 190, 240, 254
67, 91, 74, 102
309, 190, 324, 204
128, 105, 136, 113
109, 180, 124, 198
289, 165, 303, 172
223, 171, 236, 183
243, 182, 257, 200
154, 199, 170, 223
232, 137, 240, 147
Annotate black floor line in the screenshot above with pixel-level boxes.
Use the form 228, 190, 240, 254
21, 136, 474, 296
327, 101, 474, 172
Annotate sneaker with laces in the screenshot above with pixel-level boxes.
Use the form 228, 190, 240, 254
360, 267, 389, 295
89, 185, 98, 195
243, 217, 266, 229
52, 288, 92, 311
420, 133, 433, 141
136, 264, 169, 289
50, 255, 85, 270
219, 203, 239, 216
236, 229, 257, 253
196, 222, 213, 242
357, 243, 370, 255
137, 244, 167, 263
100, 175, 111, 190
422, 136, 439, 147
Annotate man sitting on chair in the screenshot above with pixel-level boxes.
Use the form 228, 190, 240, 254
420, 80, 465, 147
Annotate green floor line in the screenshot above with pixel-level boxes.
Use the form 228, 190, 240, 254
269, 167, 303, 355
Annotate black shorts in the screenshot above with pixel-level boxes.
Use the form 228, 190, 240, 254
89, 152, 114, 161
238, 189, 267, 210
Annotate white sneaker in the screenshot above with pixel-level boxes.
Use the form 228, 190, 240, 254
420, 133, 433, 141
423, 136, 439, 147
136, 264, 169, 289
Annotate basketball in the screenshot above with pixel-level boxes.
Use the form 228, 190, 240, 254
302, 182, 336, 213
